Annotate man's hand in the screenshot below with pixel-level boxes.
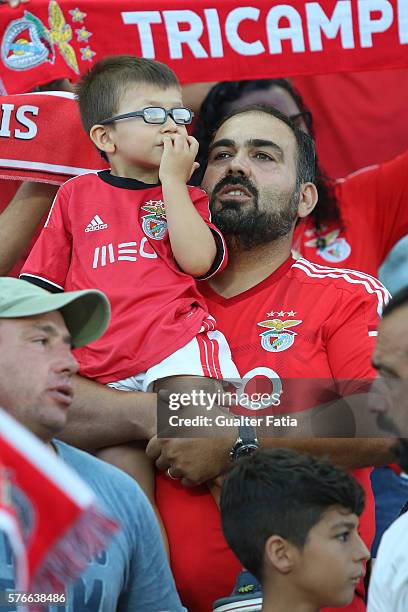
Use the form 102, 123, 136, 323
146, 435, 234, 487
159, 134, 199, 184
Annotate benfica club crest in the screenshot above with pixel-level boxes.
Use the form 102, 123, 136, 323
1, 1, 82, 73
257, 318, 302, 353
141, 199, 167, 240
305, 229, 351, 263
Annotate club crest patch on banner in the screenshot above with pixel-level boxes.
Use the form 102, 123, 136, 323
305, 229, 351, 263
141, 200, 167, 240
1, 1, 83, 74
2, 13, 52, 70
257, 317, 302, 353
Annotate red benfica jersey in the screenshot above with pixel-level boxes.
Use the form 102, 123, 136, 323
20, 171, 226, 382
156, 256, 389, 612
294, 150, 408, 276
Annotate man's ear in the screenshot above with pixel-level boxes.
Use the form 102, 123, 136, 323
297, 182, 318, 219
264, 535, 296, 574
89, 124, 115, 157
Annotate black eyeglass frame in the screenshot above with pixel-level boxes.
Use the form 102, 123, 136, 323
99, 106, 194, 126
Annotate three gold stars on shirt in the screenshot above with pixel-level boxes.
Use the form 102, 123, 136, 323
267, 310, 296, 317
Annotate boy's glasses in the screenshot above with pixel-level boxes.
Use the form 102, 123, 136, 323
100, 106, 194, 126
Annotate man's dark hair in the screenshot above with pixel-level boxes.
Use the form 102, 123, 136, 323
192, 79, 341, 231
212, 104, 316, 188
220, 448, 365, 582
76, 54, 179, 136
382, 286, 408, 319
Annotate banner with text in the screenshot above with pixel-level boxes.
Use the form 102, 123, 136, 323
0, 91, 108, 184
0, 0, 407, 94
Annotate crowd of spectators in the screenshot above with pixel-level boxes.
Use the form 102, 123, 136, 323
0, 1, 408, 611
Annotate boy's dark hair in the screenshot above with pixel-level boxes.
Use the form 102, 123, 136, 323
212, 104, 316, 188
192, 79, 341, 231
76, 55, 180, 136
220, 448, 365, 582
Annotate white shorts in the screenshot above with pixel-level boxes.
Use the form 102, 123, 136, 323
108, 330, 240, 392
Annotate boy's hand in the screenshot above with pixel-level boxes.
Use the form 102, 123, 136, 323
159, 134, 199, 184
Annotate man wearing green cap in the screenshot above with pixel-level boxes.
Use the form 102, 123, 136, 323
0, 277, 185, 612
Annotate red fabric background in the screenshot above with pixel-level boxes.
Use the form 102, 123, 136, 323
294, 68, 408, 178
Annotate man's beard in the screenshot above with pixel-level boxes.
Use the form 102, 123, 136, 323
209, 175, 299, 249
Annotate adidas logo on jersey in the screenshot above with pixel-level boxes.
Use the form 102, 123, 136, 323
85, 215, 108, 232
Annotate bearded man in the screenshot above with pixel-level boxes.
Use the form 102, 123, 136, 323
148, 106, 393, 612
57, 106, 393, 612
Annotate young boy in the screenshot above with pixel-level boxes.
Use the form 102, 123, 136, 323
20, 55, 239, 502
217, 448, 370, 612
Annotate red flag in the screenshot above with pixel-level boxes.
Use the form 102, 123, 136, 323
0, 409, 118, 604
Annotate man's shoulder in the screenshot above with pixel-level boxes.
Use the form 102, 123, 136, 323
53, 441, 146, 507
291, 258, 389, 309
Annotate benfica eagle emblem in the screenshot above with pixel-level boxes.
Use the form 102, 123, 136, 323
257, 318, 302, 353
141, 199, 167, 240
305, 229, 351, 263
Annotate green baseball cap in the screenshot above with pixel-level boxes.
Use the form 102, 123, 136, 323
0, 278, 110, 347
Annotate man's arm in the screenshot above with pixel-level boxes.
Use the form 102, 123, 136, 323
0, 182, 57, 275
61, 373, 393, 480
146, 392, 394, 485
340, 149, 408, 264
60, 375, 157, 450
146, 429, 394, 487
259, 437, 393, 469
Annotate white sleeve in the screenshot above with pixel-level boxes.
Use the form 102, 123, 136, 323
367, 514, 408, 612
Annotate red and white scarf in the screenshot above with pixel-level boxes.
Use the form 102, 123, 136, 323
0, 91, 108, 185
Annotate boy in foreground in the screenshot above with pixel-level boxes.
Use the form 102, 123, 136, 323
218, 448, 370, 612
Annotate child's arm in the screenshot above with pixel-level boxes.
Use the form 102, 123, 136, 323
159, 134, 217, 277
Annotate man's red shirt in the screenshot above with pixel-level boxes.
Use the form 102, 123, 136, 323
157, 256, 389, 612
293, 151, 408, 275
